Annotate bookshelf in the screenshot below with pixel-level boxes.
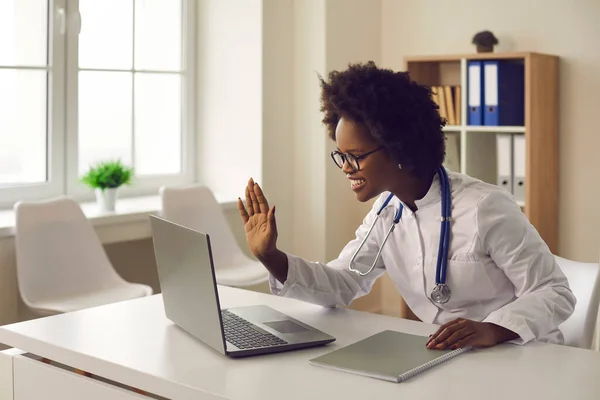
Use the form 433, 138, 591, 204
405, 52, 559, 253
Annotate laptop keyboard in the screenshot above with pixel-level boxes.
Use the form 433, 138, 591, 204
221, 310, 288, 349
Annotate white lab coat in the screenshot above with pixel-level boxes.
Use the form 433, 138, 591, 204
270, 170, 576, 344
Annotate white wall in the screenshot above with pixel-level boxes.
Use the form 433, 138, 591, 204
285, 0, 382, 262
194, 0, 298, 254
261, 0, 295, 252
324, 0, 382, 262
194, 0, 383, 264
381, 0, 600, 261
291, 0, 327, 261
196, 0, 263, 201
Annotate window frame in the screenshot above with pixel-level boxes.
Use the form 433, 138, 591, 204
0, 0, 196, 208
0, 0, 67, 209
65, 0, 196, 201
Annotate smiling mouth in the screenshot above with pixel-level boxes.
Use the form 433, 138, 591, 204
350, 178, 366, 190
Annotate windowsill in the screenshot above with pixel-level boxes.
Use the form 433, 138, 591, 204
0, 195, 239, 244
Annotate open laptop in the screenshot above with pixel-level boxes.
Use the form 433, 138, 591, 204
149, 215, 336, 357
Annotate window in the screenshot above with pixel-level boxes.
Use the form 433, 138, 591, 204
0, 0, 195, 208
0, 0, 64, 206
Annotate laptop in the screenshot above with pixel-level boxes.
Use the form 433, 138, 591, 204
149, 215, 336, 357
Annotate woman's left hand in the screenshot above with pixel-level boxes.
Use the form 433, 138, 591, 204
425, 318, 518, 350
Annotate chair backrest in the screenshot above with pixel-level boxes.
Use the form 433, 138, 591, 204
555, 255, 600, 349
14, 197, 126, 305
159, 185, 249, 268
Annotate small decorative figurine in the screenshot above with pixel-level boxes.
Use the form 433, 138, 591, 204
472, 30, 499, 53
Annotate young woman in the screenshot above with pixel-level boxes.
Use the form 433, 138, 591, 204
237, 61, 575, 350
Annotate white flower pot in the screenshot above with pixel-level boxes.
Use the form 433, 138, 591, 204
95, 187, 119, 212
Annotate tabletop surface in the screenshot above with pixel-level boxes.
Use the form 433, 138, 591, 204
1, 286, 600, 400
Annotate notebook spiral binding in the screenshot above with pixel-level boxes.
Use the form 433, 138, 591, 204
397, 346, 474, 382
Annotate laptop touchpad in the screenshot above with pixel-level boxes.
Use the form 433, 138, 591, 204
263, 320, 309, 334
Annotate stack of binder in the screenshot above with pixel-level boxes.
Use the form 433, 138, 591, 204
431, 85, 461, 125
467, 60, 525, 126
496, 133, 526, 203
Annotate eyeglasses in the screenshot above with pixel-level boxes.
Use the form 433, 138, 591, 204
330, 147, 384, 172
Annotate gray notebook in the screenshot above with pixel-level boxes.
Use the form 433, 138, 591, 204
309, 330, 473, 383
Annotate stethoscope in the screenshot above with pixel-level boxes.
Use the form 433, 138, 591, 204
348, 166, 452, 304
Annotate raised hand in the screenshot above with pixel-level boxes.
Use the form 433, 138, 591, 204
238, 178, 277, 259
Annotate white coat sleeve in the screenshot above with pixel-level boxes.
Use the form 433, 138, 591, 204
479, 190, 576, 344
268, 195, 389, 308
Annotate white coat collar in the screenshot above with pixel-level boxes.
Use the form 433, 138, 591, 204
413, 169, 443, 210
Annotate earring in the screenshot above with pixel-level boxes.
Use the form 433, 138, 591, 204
398, 164, 403, 170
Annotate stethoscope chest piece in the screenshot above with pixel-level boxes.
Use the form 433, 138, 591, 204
431, 283, 451, 304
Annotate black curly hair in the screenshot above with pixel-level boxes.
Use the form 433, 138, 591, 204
319, 61, 446, 177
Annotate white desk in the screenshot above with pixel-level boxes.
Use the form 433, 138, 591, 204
1, 286, 600, 400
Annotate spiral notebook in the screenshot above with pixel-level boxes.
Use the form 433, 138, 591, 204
309, 330, 473, 383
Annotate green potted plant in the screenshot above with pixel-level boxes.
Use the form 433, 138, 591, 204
80, 160, 134, 212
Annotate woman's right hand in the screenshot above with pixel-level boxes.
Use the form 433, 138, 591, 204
238, 178, 278, 259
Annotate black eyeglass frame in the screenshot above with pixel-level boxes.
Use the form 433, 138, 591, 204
330, 146, 385, 172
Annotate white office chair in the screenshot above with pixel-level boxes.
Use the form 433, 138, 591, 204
159, 185, 269, 287
14, 197, 153, 316
555, 255, 600, 349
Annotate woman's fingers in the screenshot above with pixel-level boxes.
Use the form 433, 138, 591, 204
248, 181, 261, 215
238, 198, 249, 224
253, 182, 270, 214
426, 318, 465, 347
426, 319, 467, 349
450, 333, 476, 349
428, 319, 458, 343
244, 178, 271, 217
435, 329, 474, 350
267, 205, 277, 234
245, 184, 254, 216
